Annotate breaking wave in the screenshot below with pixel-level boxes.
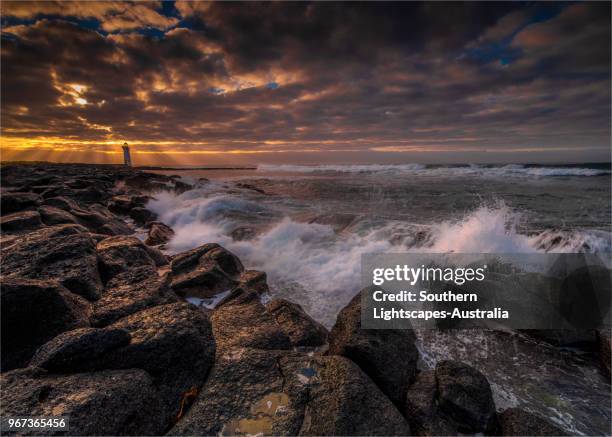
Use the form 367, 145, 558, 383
149, 190, 610, 326
258, 163, 611, 178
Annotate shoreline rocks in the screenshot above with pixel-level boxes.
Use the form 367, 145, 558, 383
0, 163, 592, 436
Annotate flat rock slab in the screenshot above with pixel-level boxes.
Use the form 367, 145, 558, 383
171, 348, 410, 436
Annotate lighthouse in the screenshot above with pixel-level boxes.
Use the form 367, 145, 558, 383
122, 142, 132, 166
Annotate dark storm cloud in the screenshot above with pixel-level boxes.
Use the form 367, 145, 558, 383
1, 1, 610, 163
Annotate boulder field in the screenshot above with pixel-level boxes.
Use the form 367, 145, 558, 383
0, 164, 577, 435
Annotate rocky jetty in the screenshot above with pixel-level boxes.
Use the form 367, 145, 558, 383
0, 164, 581, 436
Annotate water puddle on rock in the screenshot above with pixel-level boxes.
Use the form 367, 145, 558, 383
220, 392, 290, 436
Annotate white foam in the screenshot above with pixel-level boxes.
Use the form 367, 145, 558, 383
149, 190, 610, 323
257, 164, 610, 178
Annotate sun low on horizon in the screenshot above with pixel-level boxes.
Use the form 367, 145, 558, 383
1, 1, 610, 166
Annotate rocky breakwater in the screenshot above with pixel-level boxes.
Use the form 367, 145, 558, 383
1, 163, 569, 436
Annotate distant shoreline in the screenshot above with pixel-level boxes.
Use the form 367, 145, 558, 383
138, 166, 257, 171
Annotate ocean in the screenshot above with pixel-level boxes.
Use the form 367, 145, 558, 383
148, 163, 611, 435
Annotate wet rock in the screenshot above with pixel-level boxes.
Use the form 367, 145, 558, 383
129, 206, 156, 225
96, 236, 166, 282
170, 243, 244, 297
267, 298, 328, 348
327, 291, 419, 408
237, 269, 270, 295
29, 327, 130, 373
107, 302, 215, 428
1, 192, 41, 214
286, 354, 411, 436
1, 278, 90, 371
0, 367, 165, 435
596, 329, 611, 378
145, 221, 174, 246
72, 204, 132, 236
42, 196, 81, 212
212, 290, 291, 351
404, 370, 456, 436
171, 349, 410, 436
0, 210, 43, 232
38, 205, 79, 226
497, 408, 567, 436
231, 225, 257, 241
92, 265, 179, 327
107, 194, 150, 214
1, 224, 103, 300
435, 360, 497, 433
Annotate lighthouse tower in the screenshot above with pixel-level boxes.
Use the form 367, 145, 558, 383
122, 142, 132, 167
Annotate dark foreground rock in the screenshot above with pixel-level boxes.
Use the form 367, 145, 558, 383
92, 265, 179, 327
1, 192, 41, 214
1, 278, 90, 371
435, 360, 497, 433
106, 302, 216, 429
267, 298, 328, 348
497, 408, 567, 436
1, 224, 103, 300
0, 367, 165, 435
0, 210, 43, 232
29, 327, 130, 373
405, 361, 497, 435
170, 243, 244, 297
327, 291, 419, 408
171, 348, 411, 436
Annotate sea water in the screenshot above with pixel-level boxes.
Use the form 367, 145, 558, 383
148, 163, 611, 435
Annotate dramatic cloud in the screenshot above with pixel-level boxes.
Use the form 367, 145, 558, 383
1, 1, 610, 165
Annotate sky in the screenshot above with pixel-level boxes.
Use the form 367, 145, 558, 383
1, 1, 610, 166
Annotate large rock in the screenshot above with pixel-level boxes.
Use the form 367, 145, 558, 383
267, 298, 328, 348
38, 205, 79, 226
212, 290, 291, 352
92, 265, 179, 327
1, 278, 90, 371
145, 221, 175, 246
0, 367, 165, 435
1, 224, 103, 300
107, 302, 216, 429
29, 327, 130, 373
170, 243, 244, 297
107, 194, 151, 215
71, 204, 132, 236
96, 236, 167, 282
1, 192, 41, 214
404, 370, 456, 436
129, 206, 156, 225
327, 291, 419, 408
497, 408, 567, 436
436, 360, 497, 433
171, 349, 410, 436
0, 210, 43, 232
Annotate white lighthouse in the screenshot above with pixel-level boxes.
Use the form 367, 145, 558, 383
122, 142, 132, 166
